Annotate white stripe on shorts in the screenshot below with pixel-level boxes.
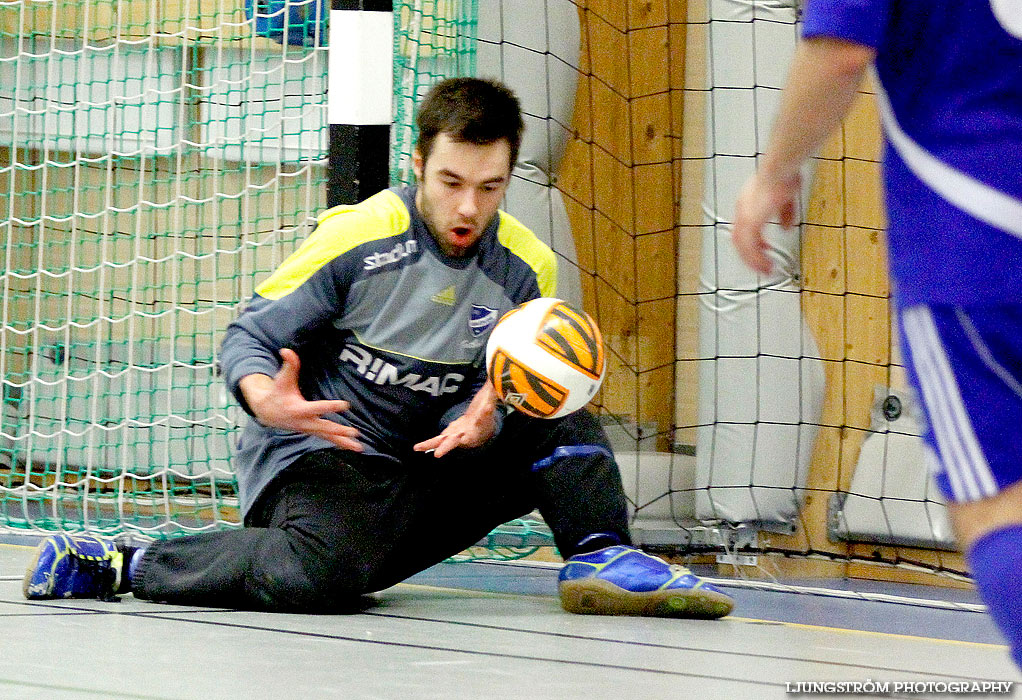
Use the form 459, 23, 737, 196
901, 305, 998, 502
955, 308, 1022, 400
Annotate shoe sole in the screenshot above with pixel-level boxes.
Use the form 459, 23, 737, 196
559, 578, 734, 619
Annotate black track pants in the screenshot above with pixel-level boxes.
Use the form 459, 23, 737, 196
132, 409, 630, 611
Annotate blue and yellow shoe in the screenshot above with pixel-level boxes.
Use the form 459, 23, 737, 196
23, 534, 124, 601
558, 545, 734, 618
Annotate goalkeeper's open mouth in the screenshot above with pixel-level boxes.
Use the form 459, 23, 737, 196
445, 224, 478, 254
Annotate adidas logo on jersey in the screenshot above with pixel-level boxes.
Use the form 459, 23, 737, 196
431, 285, 456, 306
363, 239, 418, 271
339, 344, 465, 397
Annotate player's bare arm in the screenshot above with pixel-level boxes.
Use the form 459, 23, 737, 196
732, 37, 874, 274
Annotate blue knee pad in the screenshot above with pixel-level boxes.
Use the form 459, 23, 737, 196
531, 444, 612, 472
967, 524, 1022, 669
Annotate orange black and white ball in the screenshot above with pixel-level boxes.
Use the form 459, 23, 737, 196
485, 298, 606, 419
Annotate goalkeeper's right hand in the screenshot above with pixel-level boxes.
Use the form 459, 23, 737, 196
239, 348, 363, 451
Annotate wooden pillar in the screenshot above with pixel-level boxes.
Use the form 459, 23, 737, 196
559, 0, 687, 450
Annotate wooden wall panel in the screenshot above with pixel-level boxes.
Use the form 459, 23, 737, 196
559, 0, 684, 448
845, 226, 889, 297
673, 7, 703, 446
804, 159, 846, 228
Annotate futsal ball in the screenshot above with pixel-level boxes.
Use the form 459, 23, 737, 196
485, 298, 606, 419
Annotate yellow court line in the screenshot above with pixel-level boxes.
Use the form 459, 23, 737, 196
729, 615, 1008, 650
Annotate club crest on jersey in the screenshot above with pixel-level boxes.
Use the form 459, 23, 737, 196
469, 305, 498, 338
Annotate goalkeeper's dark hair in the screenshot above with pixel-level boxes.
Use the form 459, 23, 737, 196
416, 77, 523, 171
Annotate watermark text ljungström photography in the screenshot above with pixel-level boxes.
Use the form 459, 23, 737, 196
785, 680, 1015, 696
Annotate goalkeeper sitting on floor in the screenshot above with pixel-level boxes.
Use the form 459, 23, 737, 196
23, 77, 733, 619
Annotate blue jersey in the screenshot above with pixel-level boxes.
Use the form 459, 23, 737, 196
802, 0, 1022, 307
220, 187, 557, 515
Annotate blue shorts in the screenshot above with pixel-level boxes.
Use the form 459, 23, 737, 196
899, 304, 1022, 503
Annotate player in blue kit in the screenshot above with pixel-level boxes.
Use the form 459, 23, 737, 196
730, 0, 1022, 668
23, 77, 733, 619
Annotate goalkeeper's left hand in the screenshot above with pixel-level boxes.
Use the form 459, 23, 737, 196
413, 383, 498, 458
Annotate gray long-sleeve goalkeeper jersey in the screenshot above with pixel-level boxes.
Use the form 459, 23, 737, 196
220, 186, 557, 515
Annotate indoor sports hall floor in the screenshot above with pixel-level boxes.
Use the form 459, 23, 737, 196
2, 537, 1019, 700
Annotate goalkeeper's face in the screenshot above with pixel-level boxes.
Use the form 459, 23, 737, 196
413, 133, 511, 258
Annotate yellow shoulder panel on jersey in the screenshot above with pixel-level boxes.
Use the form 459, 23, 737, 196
495, 210, 558, 298
256, 190, 411, 300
